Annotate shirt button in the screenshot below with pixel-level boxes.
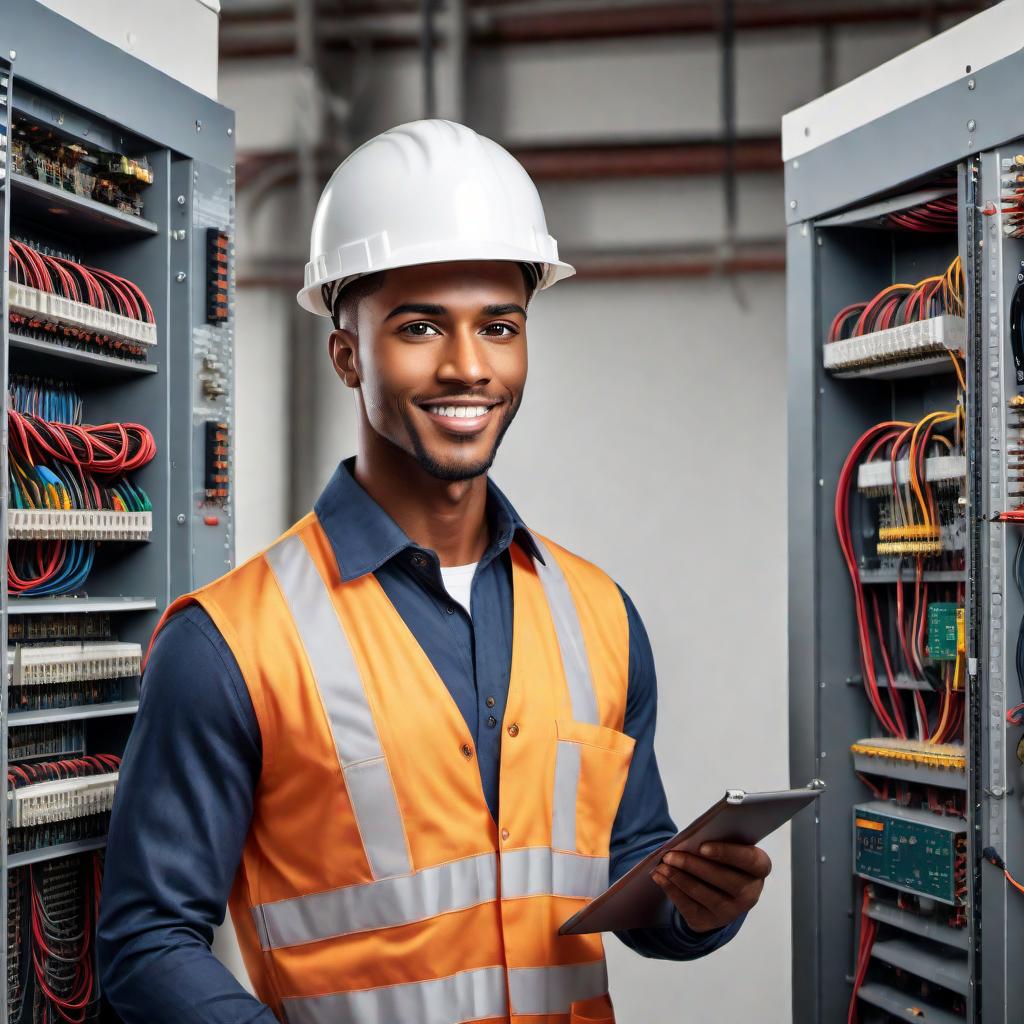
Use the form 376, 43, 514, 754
486, 696, 495, 708
501, 828, 510, 841
507, 723, 520, 737
411, 553, 427, 568
461, 743, 473, 759
446, 604, 455, 614
487, 715, 497, 728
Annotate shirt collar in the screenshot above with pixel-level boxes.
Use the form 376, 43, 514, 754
313, 456, 544, 582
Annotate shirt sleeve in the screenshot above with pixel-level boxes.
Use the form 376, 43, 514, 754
609, 585, 746, 960
97, 604, 278, 1023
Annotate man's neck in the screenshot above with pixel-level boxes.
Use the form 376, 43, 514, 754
352, 440, 490, 568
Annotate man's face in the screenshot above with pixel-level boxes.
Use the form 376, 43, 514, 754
331, 261, 529, 482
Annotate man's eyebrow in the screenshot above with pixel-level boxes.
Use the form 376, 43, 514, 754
385, 303, 447, 320
483, 303, 527, 318
385, 302, 527, 320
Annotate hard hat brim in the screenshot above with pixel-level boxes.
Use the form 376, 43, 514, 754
298, 248, 576, 317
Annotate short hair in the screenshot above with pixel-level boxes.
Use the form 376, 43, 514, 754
324, 262, 542, 331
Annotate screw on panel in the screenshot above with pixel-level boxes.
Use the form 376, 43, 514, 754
8, 51, 15, 61
967, 119, 977, 131
789, 200, 798, 210
195, 120, 203, 132
792, 160, 799, 170
968, 79, 976, 90
177, 195, 186, 206
176, 513, 186, 525
175, 272, 186, 282
227, 127, 234, 137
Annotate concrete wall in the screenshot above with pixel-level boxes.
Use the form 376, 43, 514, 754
217, 18, 951, 1021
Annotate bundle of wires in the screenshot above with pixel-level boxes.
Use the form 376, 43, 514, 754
827, 256, 964, 343
7, 380, 155, 597
26, 849, 108, 1024
884, 194, 958, 233
6, 753, 119, 791
846, 885, 877, 1024
7, 239, 154, 362
835, 408, 965, 744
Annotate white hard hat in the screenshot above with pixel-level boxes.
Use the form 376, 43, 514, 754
298, 119, 575, 316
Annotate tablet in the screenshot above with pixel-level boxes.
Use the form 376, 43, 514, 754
558, 781, 826, 935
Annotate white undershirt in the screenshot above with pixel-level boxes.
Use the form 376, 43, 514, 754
439, 562, 478, 617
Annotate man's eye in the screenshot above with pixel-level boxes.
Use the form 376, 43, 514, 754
402, 322, 441, 337
482, 323, 518, 338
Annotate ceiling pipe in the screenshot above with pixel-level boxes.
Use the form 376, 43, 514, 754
237, 240, 786, 288
220, 1, 983, 58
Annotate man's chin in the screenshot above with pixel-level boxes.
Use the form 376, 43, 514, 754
414, 445, 496, 482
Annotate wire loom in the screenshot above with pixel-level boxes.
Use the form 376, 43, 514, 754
7, 239, 155, 362
7, 381, 155, 596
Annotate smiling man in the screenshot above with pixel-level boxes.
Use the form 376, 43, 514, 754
97, 120, 771, 1024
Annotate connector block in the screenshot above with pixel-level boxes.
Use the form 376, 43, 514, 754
7, 509, 152, 541
857, 455, 966, 494
7, 771, 118, 828
207, 228, 230, 324
7, 641, 141, 686
824, 314, 965, 373
204, 420, 230, 503
8, 282, 157, 347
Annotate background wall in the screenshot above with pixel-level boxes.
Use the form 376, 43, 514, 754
218, 5, 980, 1021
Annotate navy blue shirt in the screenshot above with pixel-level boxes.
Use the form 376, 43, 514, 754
98, 458, 743, 1022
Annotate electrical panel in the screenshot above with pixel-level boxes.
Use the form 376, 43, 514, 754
0, 6, 235, 1021
787, 26, 1024, 1024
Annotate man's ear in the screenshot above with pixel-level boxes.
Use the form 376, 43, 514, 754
328, 329, 361, 389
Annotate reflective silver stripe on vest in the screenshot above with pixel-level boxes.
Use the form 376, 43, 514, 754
282, 965, 508, 1024
530, 535, 599, 725
551, 738, 580, 852
266, 534, 412, 880
253, 852, 498, 951
508, 961, 609, 1016
501, 847, 608, 900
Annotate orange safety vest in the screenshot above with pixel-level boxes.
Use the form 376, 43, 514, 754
150, 511, 635, 1024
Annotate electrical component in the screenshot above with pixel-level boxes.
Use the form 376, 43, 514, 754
927, 603, 960, 661
851, 737, 966, 777
824, 314, 965, 375
10, 111, 152, 215
6, 871, 20, 1024
7, 379, 156, 595
207, 228, 230, 324
8, 723, 84, 763
7, 641, 140, 686
999, 153, 1024, 239
7, 238, 156, 362
25, 853, 103, 1021
824, 257, 964, 374
205, 420, 230, 503
853, 802, 966, 904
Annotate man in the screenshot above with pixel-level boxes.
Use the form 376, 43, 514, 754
98, 120, 771, 1023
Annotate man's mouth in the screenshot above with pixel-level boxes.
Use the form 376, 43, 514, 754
416, 399, 501, 434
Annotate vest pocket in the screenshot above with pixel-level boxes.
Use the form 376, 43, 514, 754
553, 719, 636, 857
570, 994, 616, 1023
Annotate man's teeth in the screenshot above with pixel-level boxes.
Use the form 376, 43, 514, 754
432, 406, 489, 418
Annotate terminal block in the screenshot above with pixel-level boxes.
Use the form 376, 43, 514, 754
207, 228, 229, 324
7, 769, 118, 829
7, 641, 141, 686
824, 315, 965, 374
6, 508, 152, 541
853, 802, 966, 905
7, 281, 157, 348
205, 419, 229, 503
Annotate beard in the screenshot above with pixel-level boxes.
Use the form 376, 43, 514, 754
398, 399, 518, 482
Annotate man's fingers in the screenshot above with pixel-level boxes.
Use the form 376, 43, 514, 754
654, 865, 732, 915
652, 870, 714, 931
661, 851, 750, 898
696, 842, 773, 879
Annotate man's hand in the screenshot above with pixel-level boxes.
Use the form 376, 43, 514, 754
650, 842, 772, 933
